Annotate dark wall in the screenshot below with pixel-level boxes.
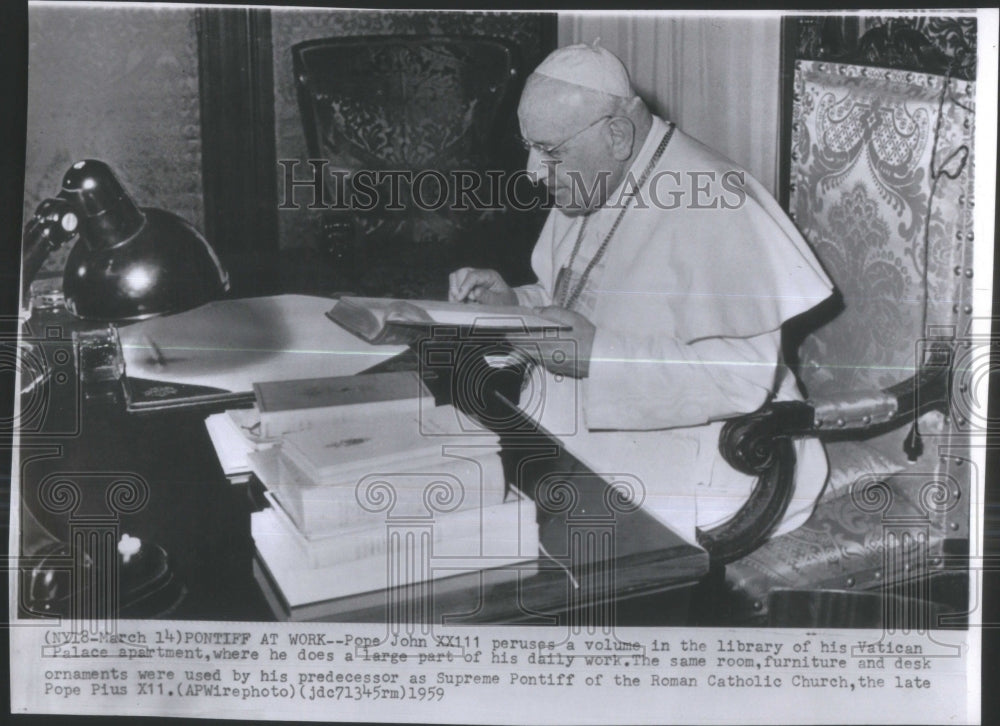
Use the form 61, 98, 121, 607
270, 9, 556, 297
24, 5, 204, 276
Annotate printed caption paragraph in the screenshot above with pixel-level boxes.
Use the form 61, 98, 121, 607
12, 622, 971, 723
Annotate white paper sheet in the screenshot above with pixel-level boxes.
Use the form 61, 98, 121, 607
117, 294, 408, 393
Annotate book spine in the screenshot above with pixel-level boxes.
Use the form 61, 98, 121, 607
325, 301, 378, 342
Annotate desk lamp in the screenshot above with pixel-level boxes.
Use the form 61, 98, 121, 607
21, 159, 229, 319
20, 159, 228, 620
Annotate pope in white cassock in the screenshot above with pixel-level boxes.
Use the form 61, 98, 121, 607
449, 43, 834, 545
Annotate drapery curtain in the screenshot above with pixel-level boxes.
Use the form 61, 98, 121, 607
558, 13, 782, 196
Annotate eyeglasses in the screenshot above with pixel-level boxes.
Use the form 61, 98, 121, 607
517, 115, 615, 158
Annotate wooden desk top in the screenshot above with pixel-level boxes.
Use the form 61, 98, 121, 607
16, 308, 708, 625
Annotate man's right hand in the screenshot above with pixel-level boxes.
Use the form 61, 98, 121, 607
448, 268, 517, 305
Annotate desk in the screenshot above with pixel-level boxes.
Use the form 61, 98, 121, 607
14, 306, 709, 625
15, 306, 269, 621
251, 340, 709, 623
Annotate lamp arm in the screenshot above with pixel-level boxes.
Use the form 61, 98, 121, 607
21, 198, 79, 304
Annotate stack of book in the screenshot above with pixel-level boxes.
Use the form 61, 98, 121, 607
203, 370, 434, 482
203, 370, 538, 620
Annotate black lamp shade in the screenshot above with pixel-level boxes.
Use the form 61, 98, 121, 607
63, 208, 229, 322
56, 160, 229, 322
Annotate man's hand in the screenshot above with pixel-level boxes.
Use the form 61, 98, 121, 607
448, 268, 517, 305
521, 305, 596, 378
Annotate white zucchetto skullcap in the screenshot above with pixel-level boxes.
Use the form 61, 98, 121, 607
532, 40, 634, 98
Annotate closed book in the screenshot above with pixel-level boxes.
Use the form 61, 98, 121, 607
262, 490, 524, 568
249, 445, 506, 536
253, 370, 435, 438
251, 489, 539, 621
278, 403, 496, 485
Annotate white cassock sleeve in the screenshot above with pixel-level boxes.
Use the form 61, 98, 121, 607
512, 210, 558, 309
513, 283, 551, 308
584, 328, 782, 431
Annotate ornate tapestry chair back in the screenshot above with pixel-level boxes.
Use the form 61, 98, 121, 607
791, 62, 976, 400
719, 17, 978, 627
292, 35, 528, 298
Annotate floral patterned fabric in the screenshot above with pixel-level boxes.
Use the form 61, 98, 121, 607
791, 61, 975, 396
294, 37, 519, 288
724, 60, 976, 624
793, 16, 977, 82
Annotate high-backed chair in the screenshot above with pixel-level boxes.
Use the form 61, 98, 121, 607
700, 18, 977, 627
292, 35, 541, 299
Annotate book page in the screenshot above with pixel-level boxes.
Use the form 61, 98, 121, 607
118, 294, 408, 392
338, 296, 572, 331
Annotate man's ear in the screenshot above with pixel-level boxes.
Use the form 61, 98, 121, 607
607, 117, 636, 161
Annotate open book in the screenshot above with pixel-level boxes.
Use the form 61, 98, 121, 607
326, 296, 570, 344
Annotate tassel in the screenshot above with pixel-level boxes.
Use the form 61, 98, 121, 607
903, 420, 923, 462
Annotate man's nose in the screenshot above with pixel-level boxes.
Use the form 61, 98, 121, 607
525, 148, 551, 185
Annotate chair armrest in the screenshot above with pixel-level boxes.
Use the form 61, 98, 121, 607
700, 341, 953, 564
697, 436, 798, 563
811, 341, 951, 436
718, 400, 814, 476
721, 341, 953, 475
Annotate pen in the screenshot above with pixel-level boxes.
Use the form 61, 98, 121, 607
144, 335, 166, 367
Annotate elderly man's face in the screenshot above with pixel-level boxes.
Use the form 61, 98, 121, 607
517, 76, 621, 215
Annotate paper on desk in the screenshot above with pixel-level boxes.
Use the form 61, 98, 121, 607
118, 295, 408, 393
